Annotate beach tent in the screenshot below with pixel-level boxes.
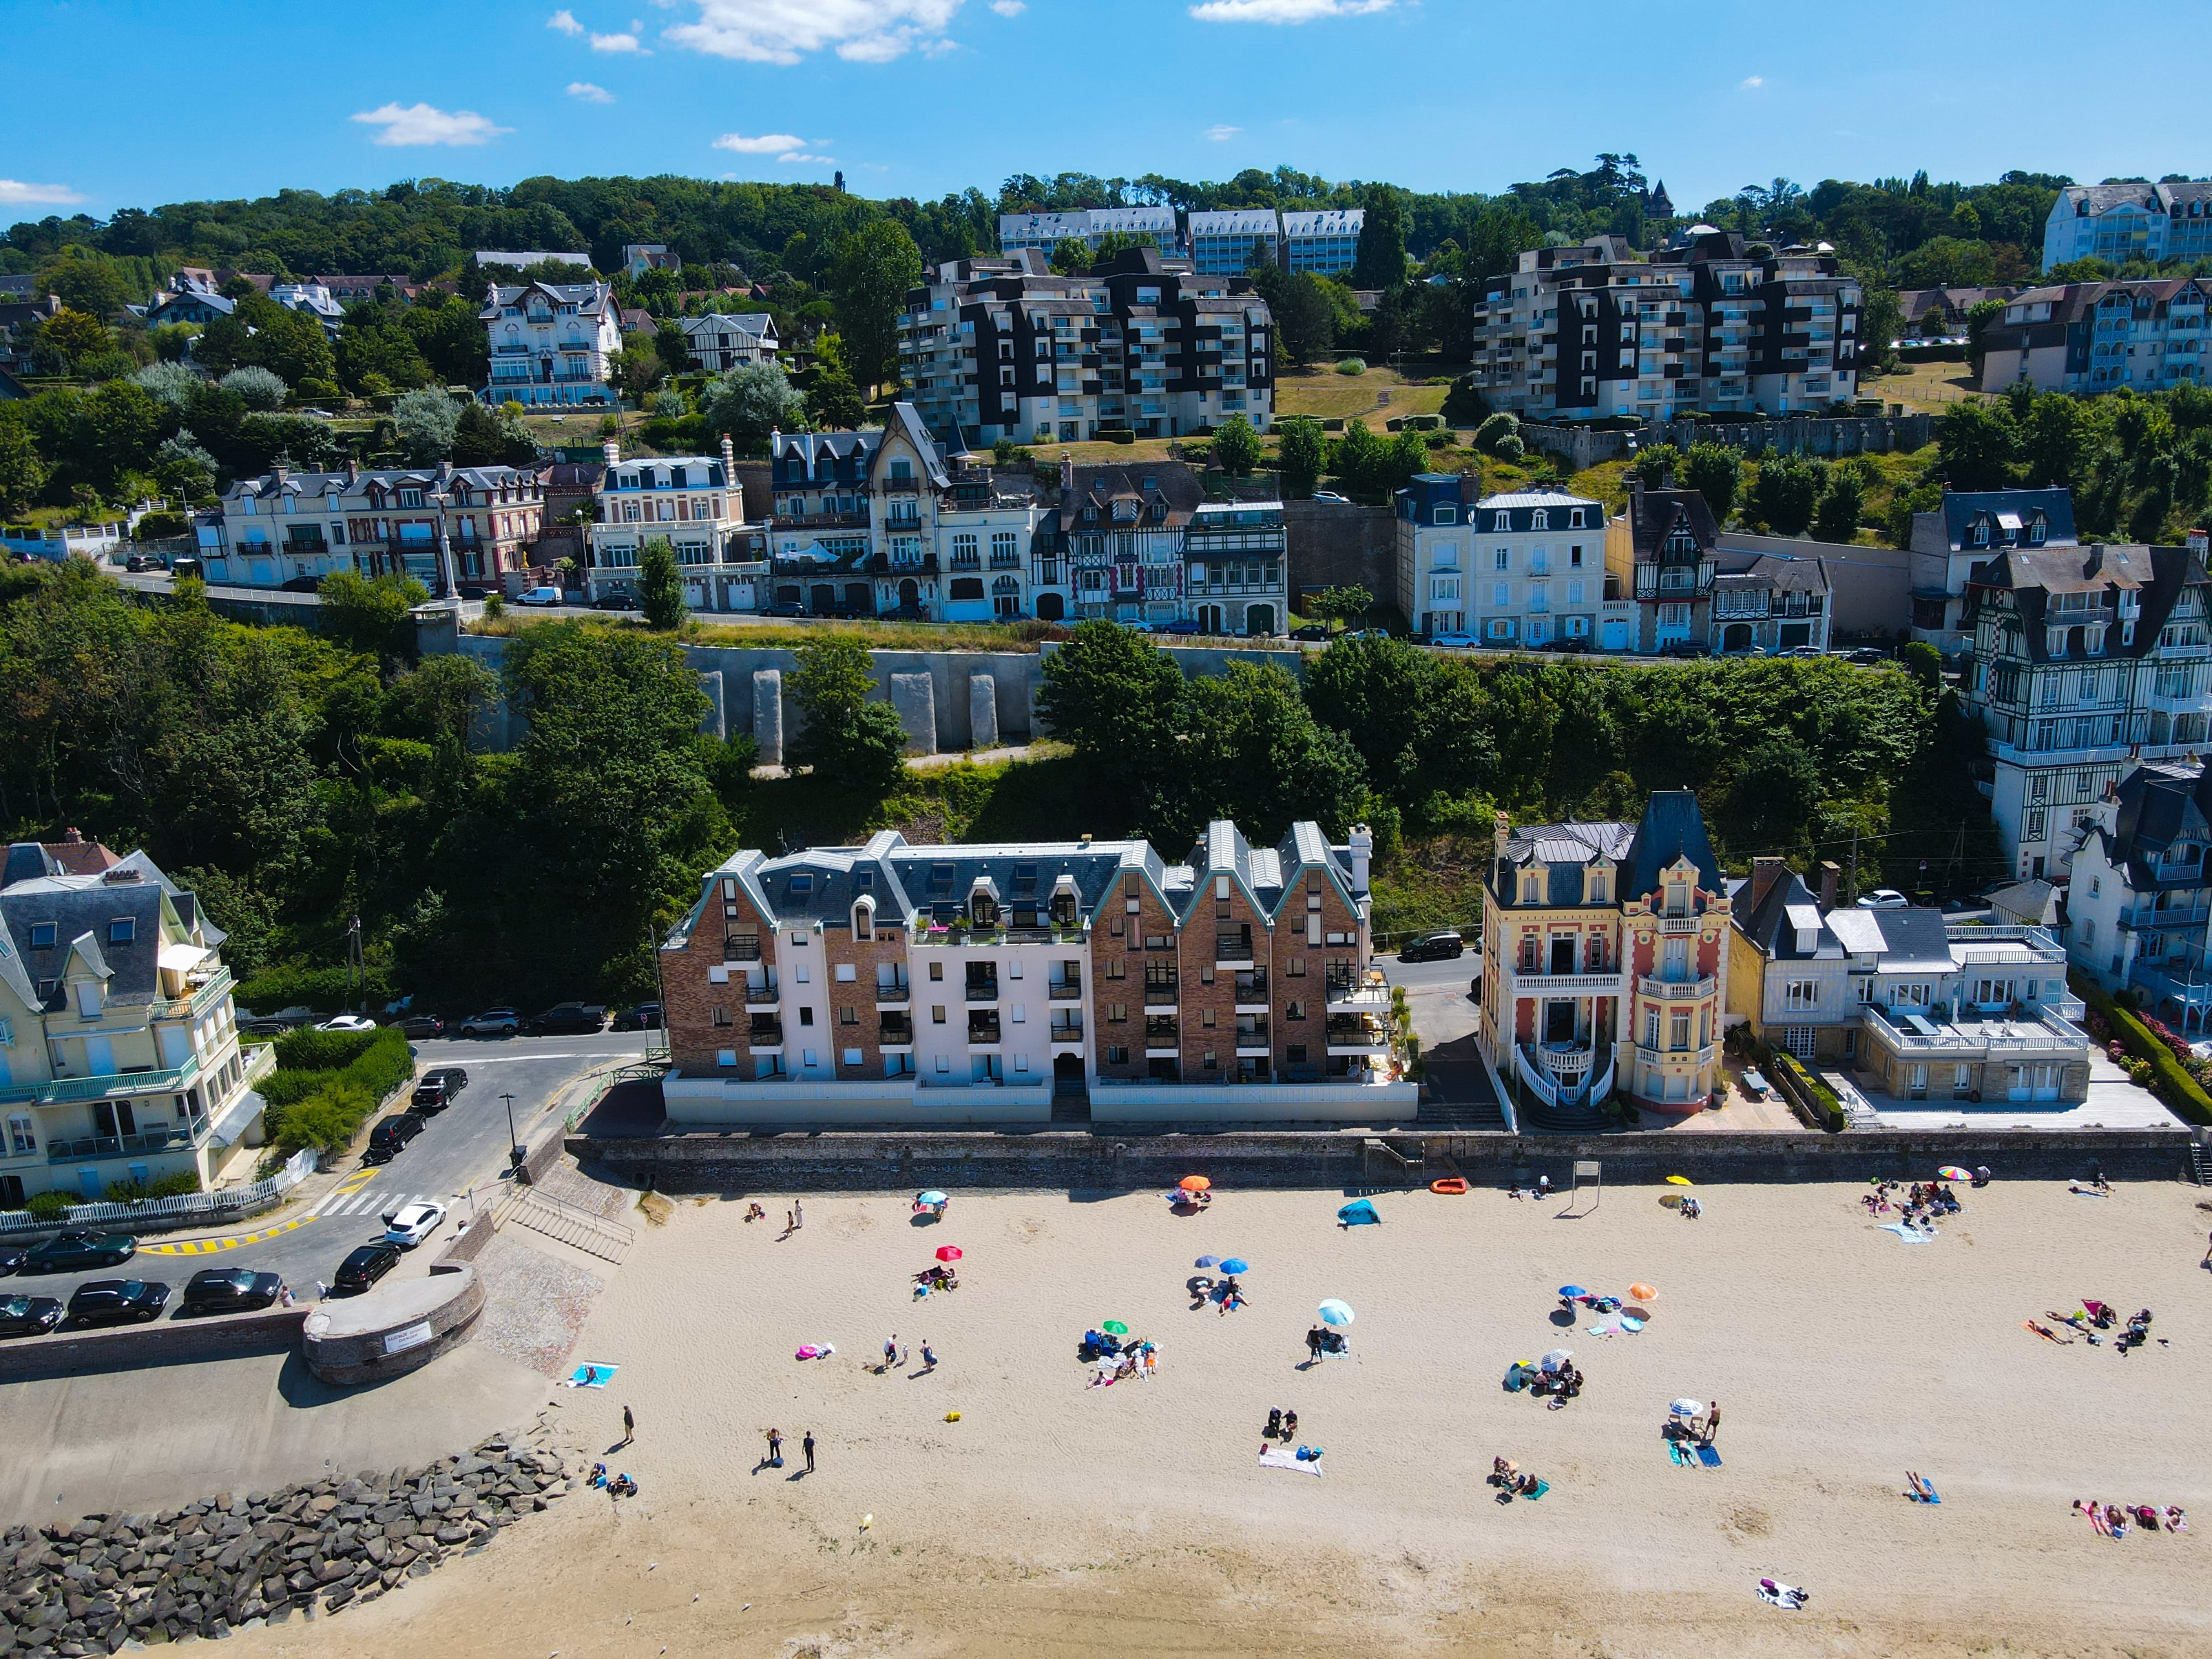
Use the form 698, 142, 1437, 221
1338, 1199, 1380, 1226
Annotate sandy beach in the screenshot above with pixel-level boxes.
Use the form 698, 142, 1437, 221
233, 1174, 2211, 1658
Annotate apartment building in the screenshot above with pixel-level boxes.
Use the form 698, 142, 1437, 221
998, 207, 1181, 257
0, 845, 272, 1206
1908, 488, 2078, 653
1709, 552, 1830, 654
678, 311, 779, 373
1465, 488, 1613, 648
1181, 500, 1288, 637
2065, 761, 2212, 1034
1281, 209, 1364, 276
1900, 285, 2022, 339
1469, 230, 1861, 421
2042, 182, 2212, 273
1477, 792, 1732, 1116
1959, 530, 2212, 881
585, 436, 764, 613
899, 244, 1274, 445
479, 279, 623, 407
1189, 210, 1282, 276
1604, 484, 1720, 653
657, 821, 1410, 1128
1728, 859, 2090, 1105
1974, 279, 2210, 397
208, 460, 544, 593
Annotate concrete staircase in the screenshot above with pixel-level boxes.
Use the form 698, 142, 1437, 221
508, 1188, 636, 1265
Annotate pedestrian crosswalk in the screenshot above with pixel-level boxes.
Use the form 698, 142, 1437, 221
306, 1185, 445, 1220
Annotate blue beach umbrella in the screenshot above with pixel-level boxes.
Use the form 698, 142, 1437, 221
1194, 1255, 1222, 1269
1220, 1258, 1250, 1275
1318, 1298, 1355, 1327
916, 1190, 948, 1205
1558, 1285, 1588, 1300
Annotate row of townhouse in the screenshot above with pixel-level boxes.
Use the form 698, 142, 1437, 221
657, 820, 1412, 1129
994, 207, 1366, 279
899, 244, 1275, 445
1728, 860, 2093, 1108
2042, 181, 2212, 273
1974, 278, 2209, 397
1468, 229, 1861, 422
0, 841, 269, 1206
1395, 477, 1831, 655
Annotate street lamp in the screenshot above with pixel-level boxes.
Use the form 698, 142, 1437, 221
502, 1091, 525, 1174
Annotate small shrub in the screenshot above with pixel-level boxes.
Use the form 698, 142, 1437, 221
261, 1027, 415, 1152
1334, 357, 1367, 376
483, 593, 506, 620
25, 1191, 72, 1222
104, 1171, 202, 1203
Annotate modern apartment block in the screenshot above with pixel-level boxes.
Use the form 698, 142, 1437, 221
1974, 279, 2210, 397
1908, 488, 2079, 652
0, 844, 272, 1205
1728, 859, 2090, 1105
1280, 209, 1364, 275
899, 244, 1274, 444
478, 278, 623, 406
584, 436, 766, 613
2065, 761, 2212, 1033
2042, 182, 2212, 273
1469, 229, 1861, 421
658, 821, 1410, 1128
998, 207, 1181, 257
1189, 210, 1282, 276
1477, 792, 1733, 1117
1958, 529, 2212, 881
208, 460, 544, 593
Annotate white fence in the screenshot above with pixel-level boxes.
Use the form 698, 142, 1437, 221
0, 1146, 317, 1238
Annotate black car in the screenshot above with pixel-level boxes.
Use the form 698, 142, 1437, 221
0, 1243, 28, 1276
182, 1269, 283, 1315
1660, 641, 1707, 659
390, 1014, 445, 1039
526, 1001, 608, 1035
1397, 930, 1466, 963
411, 1076, 450, 1112
612, 1003, 662, 1032
333, 1241, 400, 1296
1541, 636, 1592, 654
0, 1295, 64, 1337
22, 1231, 137, 1273
361, 1112, 426, 1166
66, 1279, 170, 1326
1841, 646, 1889, 666
1291, 625, 1331, 641
593, 591, 641, 611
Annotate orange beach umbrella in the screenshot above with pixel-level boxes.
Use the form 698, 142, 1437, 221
1179, 1176, 1212, 1192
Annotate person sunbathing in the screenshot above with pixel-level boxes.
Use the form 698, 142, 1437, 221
2167, 1506, 2188, 1531
1905, 1472, 1937, 1503
1492, 1455, 1518, 1483
2106, 1503, 2130, 1537
1513, 1473, 1542, 1495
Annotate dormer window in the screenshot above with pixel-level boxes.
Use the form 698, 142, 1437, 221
1520, 871, 1542, 904
1433, 504, 1457, 526
1588, 869, 1610, 904
788, 873, 813, 899
1569, 509, 1586, 529
1532, 509, 1549, 530
28, 922, 54, 948
399, 489, 422, 508
1971, 520, 1989, 546
852, 897, 876, 941
1494, 512, 1510, 531
1667, 879, 1689, 916
2028, 517, 2047, 545
108, 917, 134, 944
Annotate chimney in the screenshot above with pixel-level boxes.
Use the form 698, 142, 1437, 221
1818, 859, 1840, 910
602, 437, 620, 468
2189, 529, 2209, 557
62, 827, 83, 845
1749, 855, 1786, 912
1348, 824, 1374, 894
437, 458, 453, 484
1493, 810, 1512, 862
720, 434, 735, 476
270, 463, 288, 489
345, 457, 360, 487
1060, 451, 1076, 494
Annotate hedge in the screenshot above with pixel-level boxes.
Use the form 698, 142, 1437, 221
1773, 1048, 1846, 1133
260, 1026, 416, 1153
2073, 973, 2212, 1128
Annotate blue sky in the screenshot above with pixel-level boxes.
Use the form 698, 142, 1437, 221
7, 0, 2206, 222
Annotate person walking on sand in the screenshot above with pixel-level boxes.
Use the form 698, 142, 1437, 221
1306, 1326, 1324, 1364
803, 1431, 816, 1473
1702, 1402, 1720, 1446
766, 1428, 783, 1469
884, 1334, 899, 1373
794, 1197, 804, 1230
621, 1405, 635, 1446
920, 1339, 937, 1374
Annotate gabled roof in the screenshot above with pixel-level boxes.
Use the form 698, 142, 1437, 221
480, 280, 615, 320
1939, 488, 2077, 551
2106, 761, 2212, 888
1057, 463, 1202, 533
1967, 541, 2204, 662
1734, 869, 1839, 962
1495, 821, 1634, 907
1623, 790, 1725, 904
680, 312, 776, 339
883, 403, 952, 489
1712, 552, 1829, 595
1624, 489, 1719, 560
0, 872, 170, 1010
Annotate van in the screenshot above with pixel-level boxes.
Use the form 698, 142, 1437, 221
517, 586, 565, 607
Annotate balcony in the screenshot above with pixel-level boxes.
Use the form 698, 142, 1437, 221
47, 1121, 208, 1164
966, 975, 1000, 1003
1215, 928, 1255, 967
1327, 977, 1392, 1009
1326, 1016, 1391, 1056
747, 1019, 784, 1050
879, 1014, 915, 1047
150, 964, 234, 1021
1050, 1019, 1084, 1047
967, 1013, 1003, 1046
1144, 1018, 1180, 1053
1233, 969, 1269, 1011
1631, 1042, 1717, 1070
1656, 915, 1701, 935
2122, 902, 2212, 932
1637, 974, 1718, 1001
32, 1056, 202, 1108
1235, 1020, 1269, 1056
875, 980, 911, 1009
724, 934, 763, 963
1144, 982, 1179, 1008
747, 981, 780, 1005
1047, 978, 1083, 1002
1503, 967, 1627, 998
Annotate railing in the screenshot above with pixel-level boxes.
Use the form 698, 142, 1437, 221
46, 1120, 210, 1164
2124, 903, 2212, 931
967, 1017, 1002, 1045
35, 1055, 202, 1107
1637, 974, 1718, 1000
1234, 972, 1269, 1001
1215, 932, 1255, 962
1327, 980, 1392, 1008
1047, 981, 1082, 1001
748, 1020, 784, 1046
966, 979, 1000, 1002
1144, 1020, 1180, 1044
0, 1146, 316, 1238
150, 964, 234, 1021
724, 936, 763, 962
879, 1016, 915, 1044
1631, 1042, 1716, 1068
1504, 969, 1625, 995
1050, 1020, 1084, 1043
1656, 915, 1700, 934
875, 982, 911, 1004
746, 984, 779, 1005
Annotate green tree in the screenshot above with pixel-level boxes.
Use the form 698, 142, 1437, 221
786, 633, 908, 794
2017, 390, 2098, 489
1036, 619, 1187, 812
1328, 420, 1385, 495
638, 537, 686, 630
1813, 463, 1867, 543
1302, 634, 1495, 804
806, 361, 868, 430
392, 388, 460, 463
317, 571, 429, 664
1276, 416, 1326, 498
1048, 237, 1091, 276
1936, 399, 2020, 491
1473, 412, 1522, 460
1724, 735, 1822, 853
1351, 185, 1410, 289
1680, 441, 1742, 523
1900, 639, 1943, 691
830, 219, 923, 394
702, 362, 806, 448
1211, 415, 1262, 476
43, 307, 113, 372
0, 410, 47, 516
41, 251, 127, 319
654, 319, 696, 375
1250, 268, 1335, 366
1630, 442, 1681, 487
1965, 296, 2008, 377
1747, 455, 1826, 536
1306, 585, 1375, 634
220, 366, 288, 411
401, 293, 491, 385
1160, 662, 1365, 846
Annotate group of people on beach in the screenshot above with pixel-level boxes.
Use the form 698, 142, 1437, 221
2074, 1499, 2187, 1538
1862, 1180, 1961, 1228
1263, 1406, 1301, 1442
1489, 1455, 1545, 1498
2038, 1302, 2157, 1352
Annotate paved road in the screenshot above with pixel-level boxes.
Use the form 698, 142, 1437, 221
3, 1030, 654, 1318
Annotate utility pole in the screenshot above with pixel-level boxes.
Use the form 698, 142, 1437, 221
1846, 827, 1860, 907
502, 1092, 523, 1175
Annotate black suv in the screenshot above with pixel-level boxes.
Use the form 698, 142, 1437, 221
66, 1279, 170, 1326
1397, 930, 1466, 963
362, 1112, 426, 1165
411, 1066, 467, 1112
526, 1001, 608, 1035
612, 1003, 661, 1031
182, 1269, 283, 1315
333, 1241, 400, 1296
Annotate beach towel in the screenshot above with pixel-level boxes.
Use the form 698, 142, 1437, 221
1757, 1580, 1808, 1610
1337, 1199, 1380, 1226
1259, 1446, 1323, 1476
795, 1343, 837, 1360
1881, 1222, 1934, 1243
1585, 1322, 1616, 1337
1668, 1441, 1689, 1467
1911, 1480, 1941, 1504
566, 1363, 618, 1388
1696, 1444, 1723, 1469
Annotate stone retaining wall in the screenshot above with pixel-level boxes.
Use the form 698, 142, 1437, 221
300, 1265, 485, 1387
0, 1308, 307, 1386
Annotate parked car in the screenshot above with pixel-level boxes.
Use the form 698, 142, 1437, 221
526, 1001, 608, 1035
1430, 632, 1478, 649
425, 1065, 467, 1095
0, 1243, 28, 1276
593, 591, 640, 612
1397, 930, 1466, 963
1660, 641, 1707, 659
316, 1014, 378, 1033
1856, 889, 1911, 910
410, 1075, 451, 1113
456, 1008, 521, 1038
22, 1231, 137, 1273
389, 1014, 445, 1039
1309, 491, 1352, 505
66, 1279, 170, 1326
182, 1269, 283, 1315
361, 1112, 426, 1166
239, 1004, 325, 1036
1778, 644, 1824, 658
1542, 636, 1592, 654
1290, 624, 1331, 641
382, 1201, 448, 1250
124, 554, 150, 573
0, 1295, 65, 1337
518, 586, 565, 607
1156, 619, 1203, 635
612, 1003, 662, 1032
1840, 646, 1889, 666
333, 1241, 401, 1296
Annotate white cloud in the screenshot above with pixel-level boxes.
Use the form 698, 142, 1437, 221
990, 0, 1024, 13
778, 153, 836, 164
0, 179, 87, 206
349, 103, 512, 147
664, 0, 962, 65
1190, 0, 1391, 20
713, 131, 808, 153
547, 8, 585, 32
1204, 124, 1241, 142
1740, 74, 1764, 88
567, 80, 616, 101
591, 29, 645, 50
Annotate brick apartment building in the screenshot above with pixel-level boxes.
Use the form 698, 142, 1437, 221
658, 821, 1411, 1128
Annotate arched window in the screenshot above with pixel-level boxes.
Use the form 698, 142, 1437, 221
971, 889, 999, 926
852, 896, 875, 941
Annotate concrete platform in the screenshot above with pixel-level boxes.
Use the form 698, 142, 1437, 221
1849, 1050, 2187, 1132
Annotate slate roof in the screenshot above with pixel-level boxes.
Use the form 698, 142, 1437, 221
2058, 182, 2212, 216
220, 465, 534, 506
1733, 869, 1838, 962
1624, 489, 1719, 559
1623, 790, 1726, 905
1190, 210, 1281, 239
1282, 210, 1365, 237
1495, 821, 1634, 908
1938, 488, 2077, 551
2095, 762, 2212, 890
479, 280, 615, 320
1966, 541, 2204, 662
0, 870, 170, 1011
1057, 463, 1203, 533
1712, 552, 1829, 596
1867, 906, 1954, 972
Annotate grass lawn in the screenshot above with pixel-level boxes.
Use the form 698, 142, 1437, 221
1860, 358, 1990, 415
1276, 363, 1451, 425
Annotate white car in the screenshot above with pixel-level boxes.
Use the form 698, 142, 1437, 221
1430, 632, 1478, 649
382, 1201, 448, 1250
518, 586, 565, 607
315, 1014, 378, 1033
1856, 889, 1910, 910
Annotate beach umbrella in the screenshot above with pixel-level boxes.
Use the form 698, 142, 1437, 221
1629, 1282, 1659, 1302
917, 1190, 948, 1206
1194, 1255, 1222, 1269
1619, 1317, 1645, 1332
1540, 1348, 1572, 1371
1101, 1319, 1128, 1335
1220, 1258, 1250, 1275
1938, 1165, 1971, 1181
1558, 1285, 1589, 1300
935, 1245, 963, 1262
1179, 1175, 1212, 1192
1670, 1398, 1704, 1418
1666, 1175, 1694, 1187
1318, 1299, 1355, 1327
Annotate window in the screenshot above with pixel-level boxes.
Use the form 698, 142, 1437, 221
834, 962, 857, 983
932, 1004, 947, 1024
1783, 980, 1819, 1011
1287, 957, 1305, 977
27, 923, 54, 949
1494, 547, 1510, 570
1107, 1046, 1129, 1065
107, 917, 134, 945
712, 1006, 733, 1027
1670, 1011, 1692, 1050
930, 962, 944, 980
798, 1007, 814, 1026
1433, 504, 1458, 525
838, 1005, 858, 1025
